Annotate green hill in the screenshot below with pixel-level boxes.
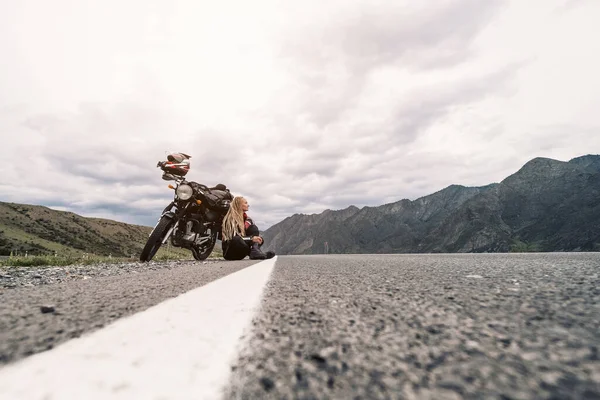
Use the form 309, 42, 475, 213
0, 202, 171, 258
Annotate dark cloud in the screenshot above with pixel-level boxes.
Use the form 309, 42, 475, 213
187, 132, 249, 186
282, 150, 345, 179
263, 61, 522, 207
512, 123, 600, 157
275, 0, 507, 128
1, 103, 188, 226
21, 103, 183, 184
44, 152, 155, 185
386, 62, 521, 142
45, 200, 161, 227
283, 0, 506, 71
557, 0, 596, 12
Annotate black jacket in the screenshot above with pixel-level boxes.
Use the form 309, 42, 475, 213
221, 214, 264, 260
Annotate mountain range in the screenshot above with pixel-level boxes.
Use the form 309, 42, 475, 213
261, 155, 600, 254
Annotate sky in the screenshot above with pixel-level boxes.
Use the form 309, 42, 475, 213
0, 0, 599, 229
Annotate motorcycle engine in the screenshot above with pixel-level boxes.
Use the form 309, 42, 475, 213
182, 221, 197, 242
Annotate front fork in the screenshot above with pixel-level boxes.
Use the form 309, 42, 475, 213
162, 202, 192, 244
150, 201, 190, 244
161, 220, 179, 245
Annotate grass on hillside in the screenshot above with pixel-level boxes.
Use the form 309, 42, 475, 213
509, 239, 542, 252
0, 246, 225, 267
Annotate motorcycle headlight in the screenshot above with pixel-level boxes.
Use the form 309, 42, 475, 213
176, 184, 193, 200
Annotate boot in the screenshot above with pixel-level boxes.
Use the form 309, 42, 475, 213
265, 251, 275, 259
249, 243, 266, 260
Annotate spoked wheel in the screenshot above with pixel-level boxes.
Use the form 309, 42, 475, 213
140, 216, 174, 262
191, 231, 217, 261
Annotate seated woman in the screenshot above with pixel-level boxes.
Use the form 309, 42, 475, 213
221, 196, 275, 260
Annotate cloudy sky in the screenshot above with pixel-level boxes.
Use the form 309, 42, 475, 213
1, 0, 599, 229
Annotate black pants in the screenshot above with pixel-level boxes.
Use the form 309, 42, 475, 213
222, 224, 261, 260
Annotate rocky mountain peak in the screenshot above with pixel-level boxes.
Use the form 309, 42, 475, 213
569, 154, 600, 172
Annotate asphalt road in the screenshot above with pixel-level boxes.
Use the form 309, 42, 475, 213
1, 253, 599, 399
0, 259, 258, 365
225, 253, 600, 400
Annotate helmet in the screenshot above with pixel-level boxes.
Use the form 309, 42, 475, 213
162, 152, 191, 177
167, 152, 191, 163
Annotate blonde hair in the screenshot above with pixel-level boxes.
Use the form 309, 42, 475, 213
221, 196, 246, 241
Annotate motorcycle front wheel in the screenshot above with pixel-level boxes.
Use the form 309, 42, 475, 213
140, 216, 174, 262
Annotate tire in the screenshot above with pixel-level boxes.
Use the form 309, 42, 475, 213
191, 231, 217, 261
140, 216, 174, 262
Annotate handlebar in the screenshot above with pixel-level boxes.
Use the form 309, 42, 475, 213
157, 162, 219, 194
193, 183, 211, 193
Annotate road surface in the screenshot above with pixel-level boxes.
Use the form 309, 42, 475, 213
0, 253, 599, 399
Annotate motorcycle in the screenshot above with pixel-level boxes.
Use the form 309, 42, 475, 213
140, 153, 233, 262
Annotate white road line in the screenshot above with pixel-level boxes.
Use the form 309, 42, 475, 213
0, 257, 277, 400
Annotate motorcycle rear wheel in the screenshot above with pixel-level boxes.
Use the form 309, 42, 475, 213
140, 216, 173, 262
191, 231, 217, 261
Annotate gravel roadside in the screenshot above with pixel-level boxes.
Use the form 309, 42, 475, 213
0, 259, 220, 289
